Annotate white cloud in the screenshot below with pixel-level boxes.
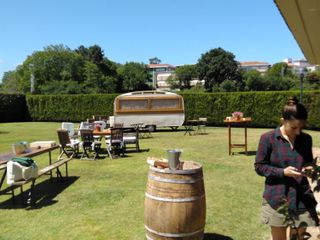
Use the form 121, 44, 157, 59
0, 59, 4, 64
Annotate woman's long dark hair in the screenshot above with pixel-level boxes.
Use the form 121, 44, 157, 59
282, 96, 308, 120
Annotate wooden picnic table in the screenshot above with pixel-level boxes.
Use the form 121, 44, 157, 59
0, 145, 59, 190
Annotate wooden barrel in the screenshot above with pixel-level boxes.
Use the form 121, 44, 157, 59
144, 161, 206, 240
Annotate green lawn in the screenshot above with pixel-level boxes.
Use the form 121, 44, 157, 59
0, 122, 319, 240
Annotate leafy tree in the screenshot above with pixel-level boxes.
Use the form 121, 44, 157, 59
149, 57, 161, 64
197, 47, 240, 92
102, 76, 118, 93
0, 44, 122, 94
1, 71, 20, 93
181, 84, 206, 93
39, 80, 84, 94
166, 75, 180, 90
305, 71, 320, 85
267, 62, 293, 78
175, 65, 197, 89
16, 44, 86, 93
219, 80, 237, 92
82, 62, 119, 93
303, 71, 320, 90
264, 76, 292, 91
83, 61, 104, 92
76, 45, 117, 77
117, 62, 151, 92
243, 70, 265, 91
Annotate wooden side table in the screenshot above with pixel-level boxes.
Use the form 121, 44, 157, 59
223, 118, 252, 155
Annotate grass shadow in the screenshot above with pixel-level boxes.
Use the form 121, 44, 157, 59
235, 150, 257, 156
0, 176, 79, 209
0, 131, 9, 134
204, 233, 233, 240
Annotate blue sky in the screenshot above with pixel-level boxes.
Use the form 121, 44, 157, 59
0, 0, 305, 79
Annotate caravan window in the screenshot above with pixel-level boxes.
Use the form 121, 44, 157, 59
151, 98, 180, 110
119, 99, 148, 110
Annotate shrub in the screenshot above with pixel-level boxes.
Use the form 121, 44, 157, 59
0, 94, 29, 122
181, 91, 320, 129
26, 94, 118, 122
3, 91, 320, 130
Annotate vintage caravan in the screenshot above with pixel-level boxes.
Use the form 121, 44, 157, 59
109, 91, 185, 131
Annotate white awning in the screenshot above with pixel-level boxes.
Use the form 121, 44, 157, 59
274, 0, 320, 64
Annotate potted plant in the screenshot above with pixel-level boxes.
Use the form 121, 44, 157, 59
232, 111, 243, 121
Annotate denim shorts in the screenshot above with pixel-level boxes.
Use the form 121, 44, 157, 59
261, 199, 318, 227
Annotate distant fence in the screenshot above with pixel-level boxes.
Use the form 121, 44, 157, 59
1, 91, 320, 129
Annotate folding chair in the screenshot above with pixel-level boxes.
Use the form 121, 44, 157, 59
123, 127, 140, 152
57, 129, 80, 159
106, 128, 124, 159
140, 126, 153, 138
61, 122, 78, 139
80, 129, 101, 160
197, 118, 208, 134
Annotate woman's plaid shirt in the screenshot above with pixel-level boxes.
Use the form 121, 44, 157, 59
255, 127, 316, 211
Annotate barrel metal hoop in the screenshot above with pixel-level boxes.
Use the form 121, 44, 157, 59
150, 164, 202, 175
147, 183, 202, 194
145, 225, 204, 238
145, 192, 205, 202
148, 174, 202, 184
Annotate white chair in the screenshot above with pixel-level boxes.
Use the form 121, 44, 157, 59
79, 121, 94, 130
94, 121, 107, 130
62, 122, 78, 139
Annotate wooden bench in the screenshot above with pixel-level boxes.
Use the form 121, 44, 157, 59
7, 156, 73, 205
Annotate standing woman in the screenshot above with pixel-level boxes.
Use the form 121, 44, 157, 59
255, 96, 319, 240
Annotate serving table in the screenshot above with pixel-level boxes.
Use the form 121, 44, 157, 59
223, 118, 252, 155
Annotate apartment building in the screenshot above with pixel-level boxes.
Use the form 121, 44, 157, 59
282, 58, 317, 74
148, 64, 176, 89
239, 61, 271, 75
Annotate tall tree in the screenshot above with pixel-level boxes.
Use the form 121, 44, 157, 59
117, 62, 151, 92
76, 45, 117, 76
267, 62, 293, 78
149, 57, 161, 64
243, 70, 265, 91
197, 47, 240, 91
175, 64, 197, 89
1, 71, 20, 93
21, 44, 85, 93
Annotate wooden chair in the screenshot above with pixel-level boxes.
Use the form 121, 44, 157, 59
57, 129, 80, 159
79, 129, 101, 160
106, 128, 124, 159
123, 127, 140, 152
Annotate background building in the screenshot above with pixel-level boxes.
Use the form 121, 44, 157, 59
239, 61, 271, 75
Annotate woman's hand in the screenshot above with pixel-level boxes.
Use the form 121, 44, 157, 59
284, 166, 302, 178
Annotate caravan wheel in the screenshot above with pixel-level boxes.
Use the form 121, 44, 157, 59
146, 125, 156, 132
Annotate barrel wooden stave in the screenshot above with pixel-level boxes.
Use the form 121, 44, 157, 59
144, 163, 206, 240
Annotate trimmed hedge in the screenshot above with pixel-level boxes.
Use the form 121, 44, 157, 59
181, 91, 320, 129
26, 94, 118, 122
2, 91, 320, 130
0, 94, 29, 122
